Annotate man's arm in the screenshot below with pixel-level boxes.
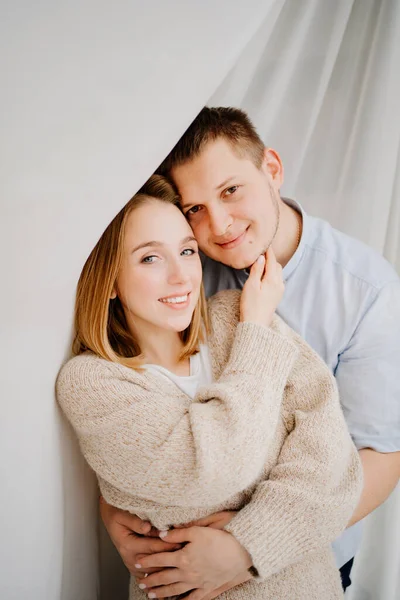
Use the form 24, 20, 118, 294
348, 449, 400, 527
132, 448, 400, 600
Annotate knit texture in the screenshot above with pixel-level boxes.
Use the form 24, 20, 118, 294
57, 290, 362, 599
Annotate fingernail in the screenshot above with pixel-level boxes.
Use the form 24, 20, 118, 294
148, 594, 156, 599
139, 584, 146, 589
135, 563, 142, 569
257, 255, 264, 264
159, 530, 168, 538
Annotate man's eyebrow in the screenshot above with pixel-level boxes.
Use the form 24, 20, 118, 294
131, 236, 197, 253
180, 177, 236, 210
216, 176, 235, 191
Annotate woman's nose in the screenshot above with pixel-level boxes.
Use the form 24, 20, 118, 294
167, 261, 190, 285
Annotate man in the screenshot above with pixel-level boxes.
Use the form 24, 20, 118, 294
101, 107, 400, 599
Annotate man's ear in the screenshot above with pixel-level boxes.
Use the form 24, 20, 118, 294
261, 148, 284, 189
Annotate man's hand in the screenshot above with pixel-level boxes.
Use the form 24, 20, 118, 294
135, 526, 252, 599
175, 510, 237, 531
99, 499, 181, 577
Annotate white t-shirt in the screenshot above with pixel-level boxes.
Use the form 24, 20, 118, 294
144, 344, 213, 399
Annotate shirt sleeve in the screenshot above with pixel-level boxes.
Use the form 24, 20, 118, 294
335, 279, 400, 452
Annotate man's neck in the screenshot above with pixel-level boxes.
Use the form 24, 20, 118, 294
272, 199, 302, 268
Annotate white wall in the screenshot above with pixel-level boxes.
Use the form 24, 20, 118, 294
0, 2, 274, 598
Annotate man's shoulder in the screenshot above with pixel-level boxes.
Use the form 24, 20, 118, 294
201, 253, 243, 296
306, 214, 399, 291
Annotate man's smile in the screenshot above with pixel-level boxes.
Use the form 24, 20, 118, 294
215, 227, 249, 250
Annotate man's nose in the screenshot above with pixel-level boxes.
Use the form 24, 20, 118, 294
208, 205, 233, 237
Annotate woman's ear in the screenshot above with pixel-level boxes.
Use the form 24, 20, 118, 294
110, 288, 117, 300
261, 147, 284, 189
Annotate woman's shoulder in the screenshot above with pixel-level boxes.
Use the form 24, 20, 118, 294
207, 289, 241, 328
206, 290, 242, 374
56, 353, 147, 417
58, 352, 126, 387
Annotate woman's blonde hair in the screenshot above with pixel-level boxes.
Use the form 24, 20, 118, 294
72, 174, 208, 369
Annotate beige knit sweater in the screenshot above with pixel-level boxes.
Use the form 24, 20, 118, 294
57, 290, 363, 600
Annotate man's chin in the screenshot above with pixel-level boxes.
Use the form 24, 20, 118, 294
214, 252, 260, 271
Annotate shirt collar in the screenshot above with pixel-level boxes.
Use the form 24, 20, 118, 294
281, 197, 309, 282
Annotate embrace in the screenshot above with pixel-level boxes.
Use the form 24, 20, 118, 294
57, 107, 400, 599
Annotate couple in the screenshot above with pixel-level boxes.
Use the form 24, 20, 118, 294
57, 107, 400, 599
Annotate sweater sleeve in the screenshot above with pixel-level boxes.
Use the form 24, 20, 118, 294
57, 321, 298, 509
224, 332, 363, 580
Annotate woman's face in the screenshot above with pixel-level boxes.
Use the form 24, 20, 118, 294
114, 199, 202, 337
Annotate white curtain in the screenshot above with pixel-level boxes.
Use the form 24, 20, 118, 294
211, 1, 400, 598
3, 1, 398, 598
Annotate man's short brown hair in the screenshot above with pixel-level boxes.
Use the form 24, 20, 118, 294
158, 106, 265, 174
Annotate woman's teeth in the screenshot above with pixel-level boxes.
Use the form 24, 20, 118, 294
159, 294, 188, 304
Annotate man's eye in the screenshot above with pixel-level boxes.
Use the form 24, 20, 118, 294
187, 205, 202, 216
225, 185, 238, 196
181, 248, 196, 256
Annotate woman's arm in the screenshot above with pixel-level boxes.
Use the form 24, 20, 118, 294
222, 331, 364, 580
132, 333, 363, 597
57, 321, 298, 509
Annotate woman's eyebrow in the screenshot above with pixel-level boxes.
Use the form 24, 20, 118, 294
131, 236, 197, 253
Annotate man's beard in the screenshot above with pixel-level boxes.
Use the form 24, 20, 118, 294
245, 189, 280, 271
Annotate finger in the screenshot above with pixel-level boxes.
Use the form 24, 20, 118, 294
180, 514, 217, 528
186, 589, 209, 600
131, 566, 164, 576
147, 526, 163, 537
248, 254, 265, 282
136, 551, 180, 570
262, 247, 275, 276
137, 567, 182, 589
135, 538, 182, 556
266, 246, 277, 264
159, 527, 195, 544
187, 510, 233, 528
117, 513, 152, 535
147, 582, 194, 598
99, 502, 152, 536
262, 247, 281, 282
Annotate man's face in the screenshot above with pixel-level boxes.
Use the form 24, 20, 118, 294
171, 138, 280, 270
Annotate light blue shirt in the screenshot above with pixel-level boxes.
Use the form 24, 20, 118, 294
202, 198, 400, 568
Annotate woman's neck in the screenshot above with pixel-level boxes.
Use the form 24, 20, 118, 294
132, 324, 189, 375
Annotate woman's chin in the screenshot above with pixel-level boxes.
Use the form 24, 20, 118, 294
164, 314, 194, 332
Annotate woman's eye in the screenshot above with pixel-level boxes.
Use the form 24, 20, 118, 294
187, 205, 202, 216
181, 248, 196, 256
141, 255, 158, 263
225, 185, 238, 196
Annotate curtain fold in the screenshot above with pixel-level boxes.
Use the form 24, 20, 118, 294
210, 1, 400, 598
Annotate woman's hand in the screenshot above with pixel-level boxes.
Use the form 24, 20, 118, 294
135, 527, 252, 599
240, 247, 284, 327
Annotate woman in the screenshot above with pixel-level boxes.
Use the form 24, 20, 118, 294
57, 174, 362, 599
